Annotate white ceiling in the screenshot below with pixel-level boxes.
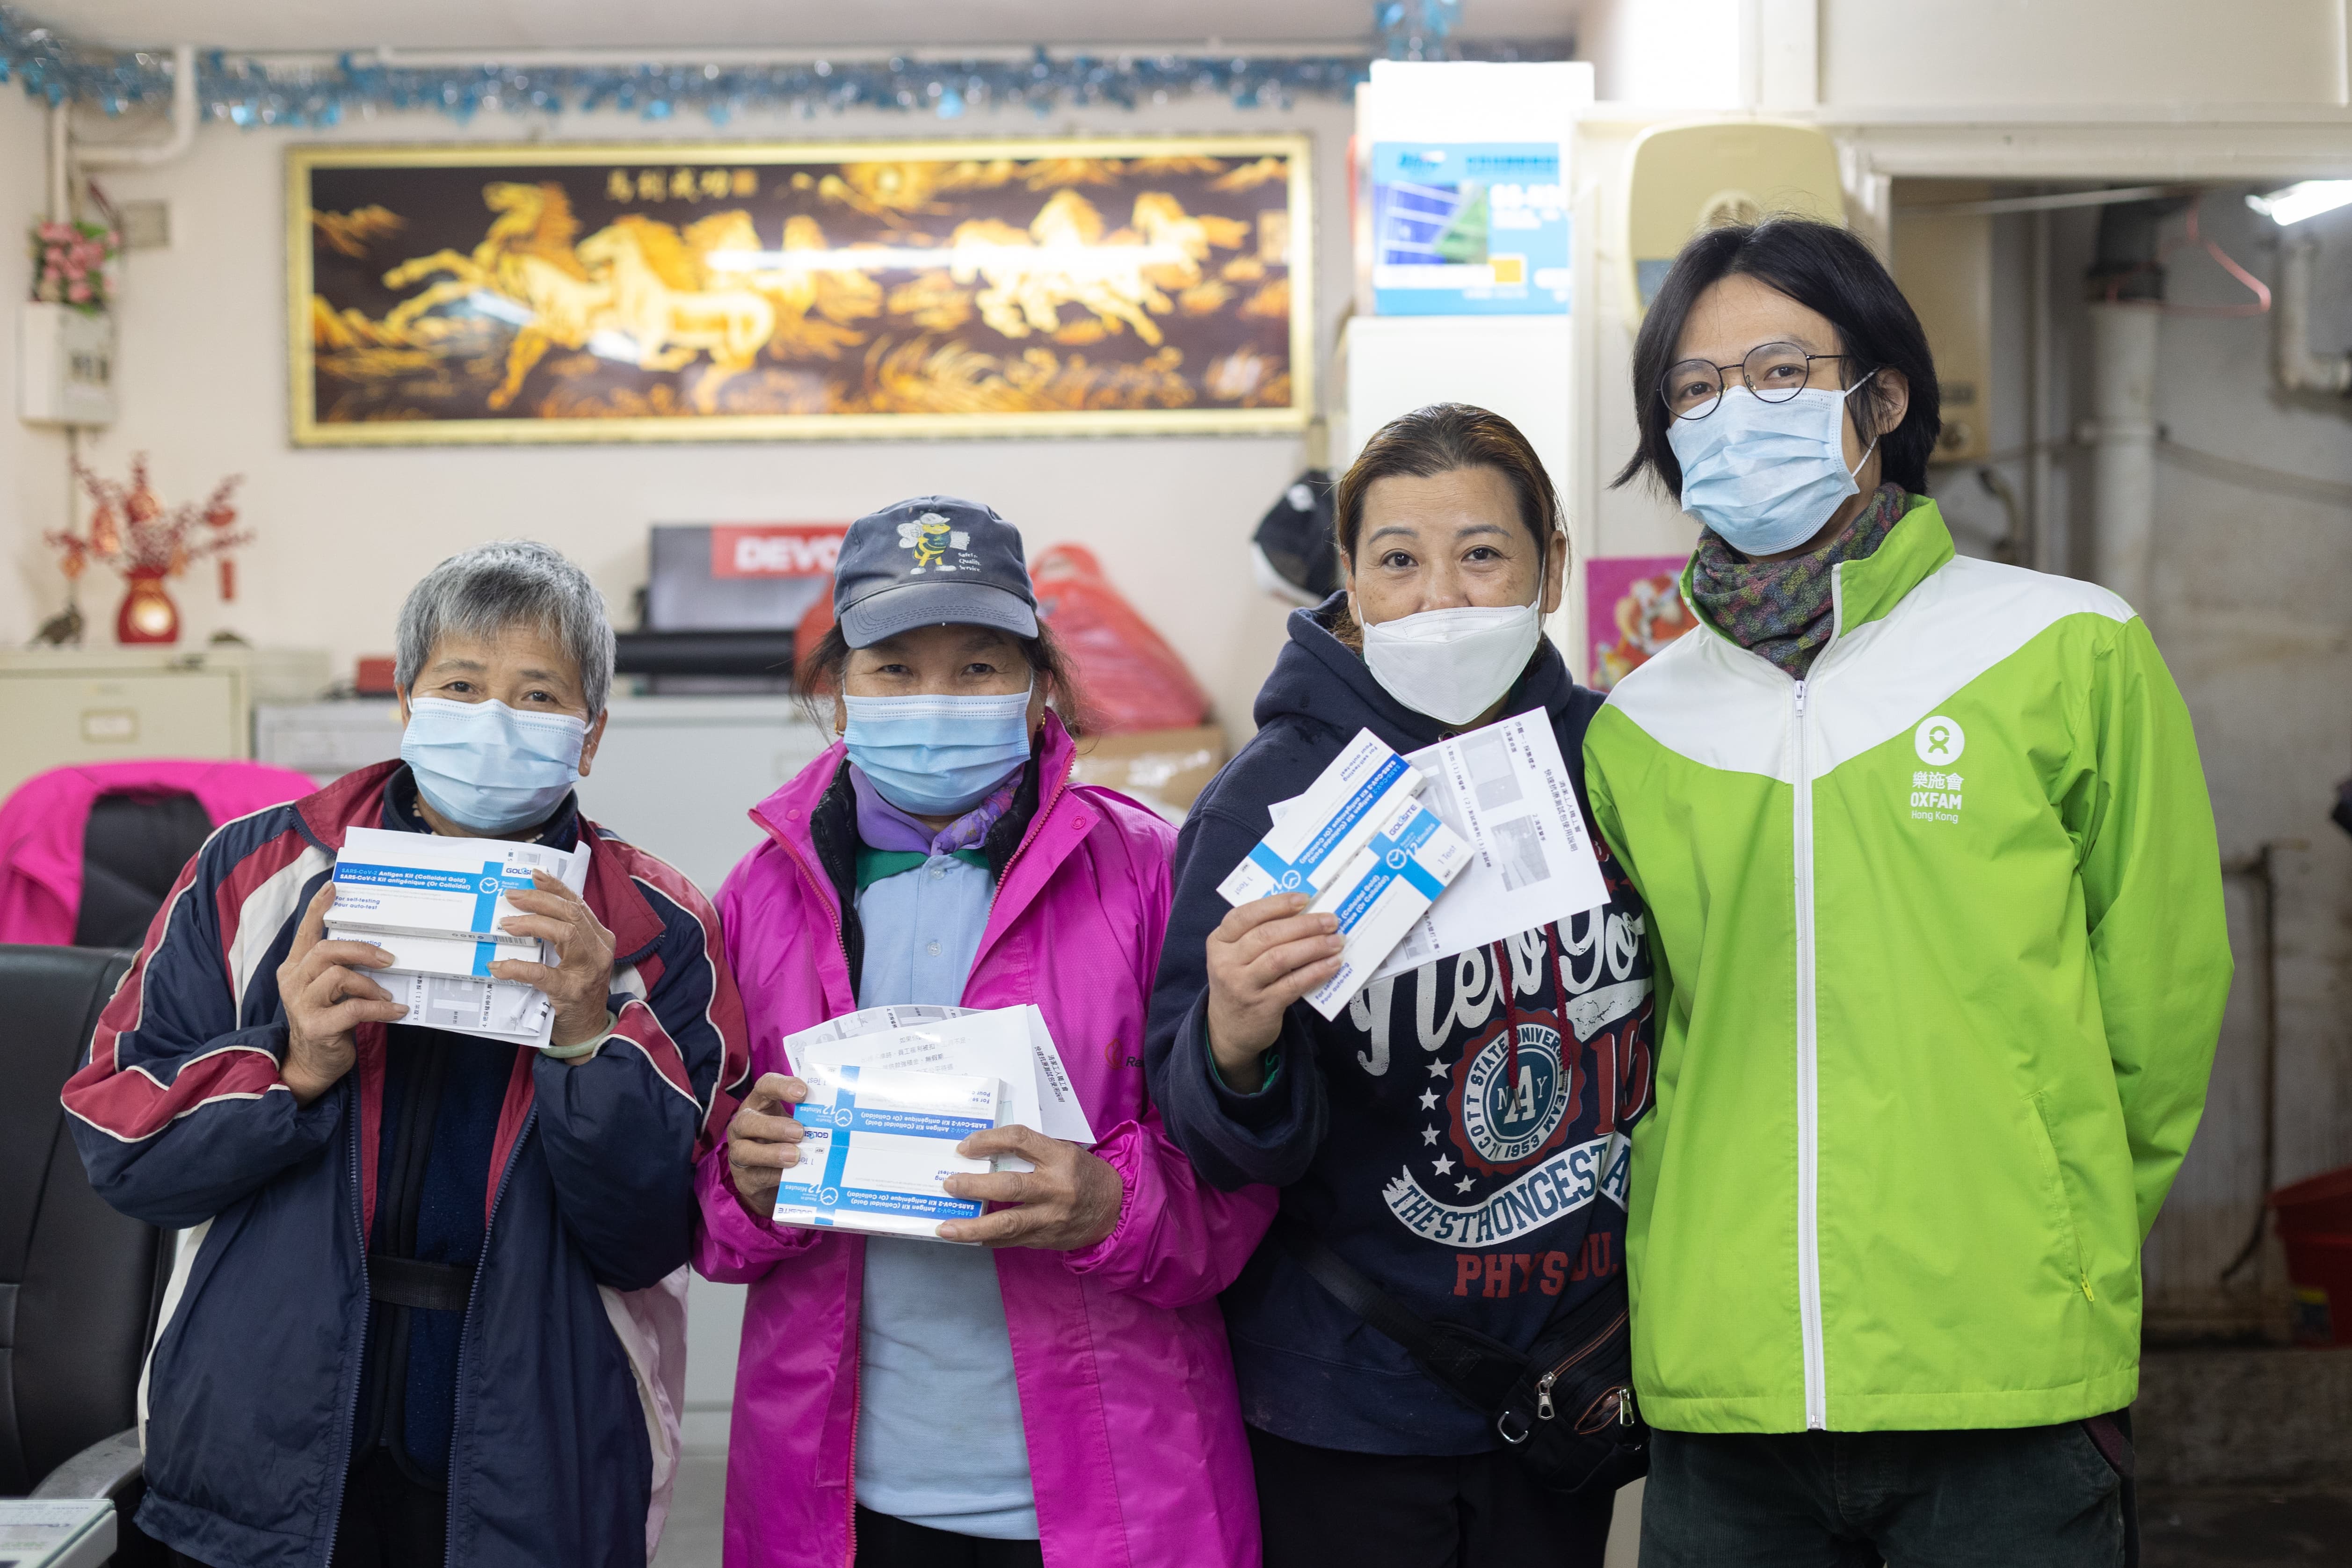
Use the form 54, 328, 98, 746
56, 0, 1575, 54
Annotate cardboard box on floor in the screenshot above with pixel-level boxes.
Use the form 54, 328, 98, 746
1068, 725, 1226, 820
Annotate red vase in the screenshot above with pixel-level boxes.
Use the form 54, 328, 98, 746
116, 568, 180, 645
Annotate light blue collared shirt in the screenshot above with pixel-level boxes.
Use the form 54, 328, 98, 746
848, 764, 1038, 1541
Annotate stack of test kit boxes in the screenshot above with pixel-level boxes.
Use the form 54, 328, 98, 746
326, 826, 589, 1048
766, 1004, 1097, 1244
1219, 729, 1471, 1017
771, 1061, 1003, 1238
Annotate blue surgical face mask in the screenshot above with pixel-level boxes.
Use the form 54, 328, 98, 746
1668, 382, 1879, 556
400, 696, 588, 834
842, 685, 1035, 817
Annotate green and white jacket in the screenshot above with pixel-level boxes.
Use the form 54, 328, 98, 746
1583, 497, 2228, 1435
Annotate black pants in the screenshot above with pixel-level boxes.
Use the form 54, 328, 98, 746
1248, 1423, 1615, 1568
169, 1451, 447, 1568
853, 1506, 1044, 1568
332, 1448, 448, 1568
1641, 1423, 2130, 1567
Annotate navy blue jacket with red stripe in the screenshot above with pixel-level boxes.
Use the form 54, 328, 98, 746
61, 762, 751, 1568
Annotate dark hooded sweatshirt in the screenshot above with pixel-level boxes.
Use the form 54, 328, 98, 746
1147, 595, 1656, 1456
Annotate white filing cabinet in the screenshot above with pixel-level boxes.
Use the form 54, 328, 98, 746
253, 696, 407, 782
254, 695, 832, 901
0, 645, 331, 799
582, 696, 831, 896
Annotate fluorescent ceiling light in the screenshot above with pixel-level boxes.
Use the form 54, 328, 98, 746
2246, 180, 2352, 226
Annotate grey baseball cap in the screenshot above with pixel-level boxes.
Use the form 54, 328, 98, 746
834, 496, 1040, 648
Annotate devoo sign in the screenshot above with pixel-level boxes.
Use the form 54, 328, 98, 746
287, 135, 1312, 444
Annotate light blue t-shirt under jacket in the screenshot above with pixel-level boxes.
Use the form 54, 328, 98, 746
849, 772, 1038, 1541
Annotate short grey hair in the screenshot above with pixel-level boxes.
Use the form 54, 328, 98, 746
394, 540, 617, 714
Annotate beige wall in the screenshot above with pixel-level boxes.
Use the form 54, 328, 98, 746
1576, 0, 2352, 114
4, 94, 1350, 743
1818, 0, 2351, 109
1, 93, 72, 646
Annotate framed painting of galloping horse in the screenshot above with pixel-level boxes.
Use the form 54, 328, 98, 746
287, 136, 1312, 444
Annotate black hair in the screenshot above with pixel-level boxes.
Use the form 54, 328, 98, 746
1327, 402, 1566, 652
796, 619, 1089, 736
1612, 217, 1942, 499
1334, 402, 1562, 564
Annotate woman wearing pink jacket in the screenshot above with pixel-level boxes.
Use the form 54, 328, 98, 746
695, 497, 1272, 1568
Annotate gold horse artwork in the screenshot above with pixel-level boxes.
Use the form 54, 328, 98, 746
383, 192, 781, 414
301, 139, 1305, 438
574, 216, 777, 413
379, 182, 613, 409
681, 210, 882, 359
947, 189, 1249, 348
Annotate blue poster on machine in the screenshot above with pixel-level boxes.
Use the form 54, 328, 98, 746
1371, 141, 1568, 315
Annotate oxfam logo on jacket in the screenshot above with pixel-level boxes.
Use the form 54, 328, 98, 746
1914, 715, 1966, 765
1460, 1024, 1569, 1169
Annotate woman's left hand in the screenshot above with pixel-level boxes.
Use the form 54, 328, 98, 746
939, 1127, 1123, 1250
491, 869, 618, 1052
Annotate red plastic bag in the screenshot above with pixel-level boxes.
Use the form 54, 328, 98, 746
1031, 543, 1210, 733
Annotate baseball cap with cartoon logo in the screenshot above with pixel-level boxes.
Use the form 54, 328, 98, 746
832, 495, 1041, 649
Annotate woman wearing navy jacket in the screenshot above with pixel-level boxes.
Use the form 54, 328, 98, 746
1147, 404, 1655, 1567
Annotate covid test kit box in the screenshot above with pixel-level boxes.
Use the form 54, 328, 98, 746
327, 827, 593, 1047
1302, 795, 1471, 1018
1218, 729, 1423, 906
329, 826, 580, 979
772, 1062, 1003, 1241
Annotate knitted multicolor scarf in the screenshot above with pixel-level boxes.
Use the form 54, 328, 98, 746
1687, 483, 1909, 679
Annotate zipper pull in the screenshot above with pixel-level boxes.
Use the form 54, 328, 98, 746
1535, 1365, 1559, 1421
1793, 678, 1808, 719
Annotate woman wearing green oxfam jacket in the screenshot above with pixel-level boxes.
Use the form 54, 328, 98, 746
1583, 218, 2227, 1566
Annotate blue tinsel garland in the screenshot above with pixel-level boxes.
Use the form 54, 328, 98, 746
0, 1, 1528, 128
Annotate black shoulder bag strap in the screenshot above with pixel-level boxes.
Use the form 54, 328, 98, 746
1275, 1214, 1648, 1500
1271, 1212, 1522, 1412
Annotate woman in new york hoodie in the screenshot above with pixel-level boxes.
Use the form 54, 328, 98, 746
1148, 404, 1655, 1568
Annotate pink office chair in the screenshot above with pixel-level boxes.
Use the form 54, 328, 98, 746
0, 760, 319, 949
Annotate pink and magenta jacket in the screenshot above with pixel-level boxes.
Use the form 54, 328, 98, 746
694, 714, 1274, 1568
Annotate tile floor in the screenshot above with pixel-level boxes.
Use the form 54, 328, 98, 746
651, 1453, 727, 1568
657, 1467, 2352, 1565
2140, 1487, 2352, 1565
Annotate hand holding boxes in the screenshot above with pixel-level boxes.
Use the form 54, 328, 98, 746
1224, 728, 1474, 1018
326, 825, 592, 1049
770, 1063, 1004, 1239
1232, 721, 1612, 1016
771, 1004, 1096, 1242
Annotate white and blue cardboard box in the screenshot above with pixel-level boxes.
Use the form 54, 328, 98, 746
1218, 729, 1425, 907
1370, 140, 1568, 315
328, 826, 579, 979
1303, 794, 1472, 1018
772, 1062, 1003, 1241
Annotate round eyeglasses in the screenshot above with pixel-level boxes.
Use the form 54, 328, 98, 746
1659, 342, 1858, 421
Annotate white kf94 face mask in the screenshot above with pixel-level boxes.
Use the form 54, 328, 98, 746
1357, 570, 1546, 728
